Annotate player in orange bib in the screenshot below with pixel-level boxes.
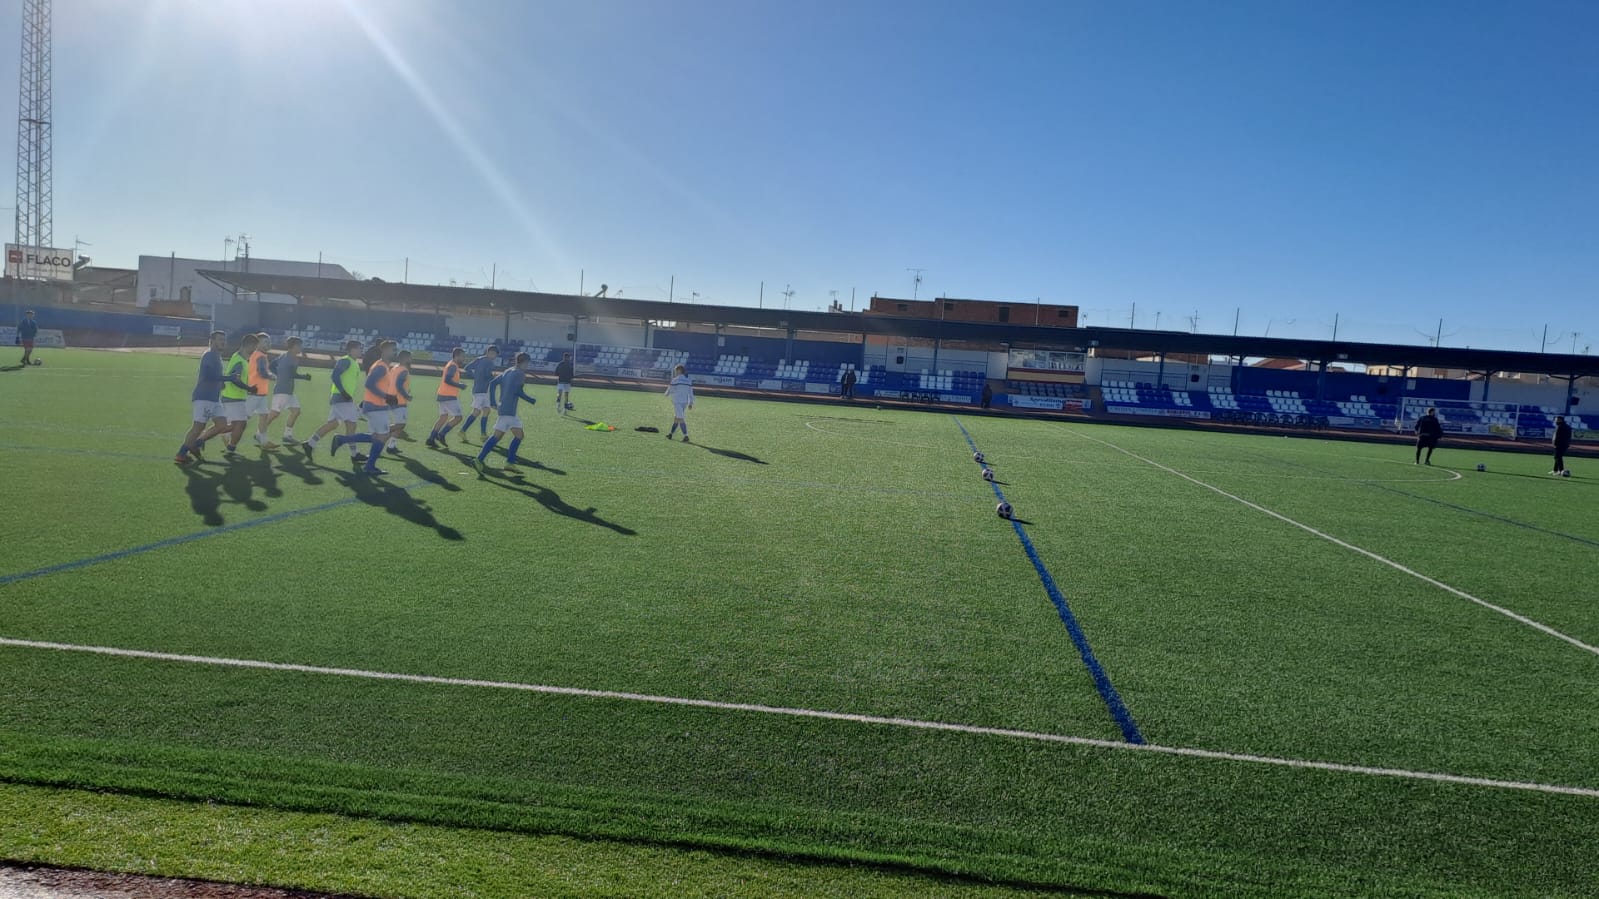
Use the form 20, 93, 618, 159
385, 350, 414, 455
427, 347, 467, 449
248, 333, 279, 450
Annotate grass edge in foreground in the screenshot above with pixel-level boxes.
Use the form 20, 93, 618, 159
0, 781, 1087, 899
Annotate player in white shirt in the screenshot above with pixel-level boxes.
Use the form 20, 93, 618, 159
665, 364, 694, 442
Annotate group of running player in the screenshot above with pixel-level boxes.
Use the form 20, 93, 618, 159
176, 332, 696, 479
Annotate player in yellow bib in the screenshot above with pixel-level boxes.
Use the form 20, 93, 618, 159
303, 340, 364, 461
218, 333, 263, 458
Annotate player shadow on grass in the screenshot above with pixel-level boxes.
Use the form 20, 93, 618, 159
395, 453, 462, 493
0, 363, 26, 373
271, 448, 325, 487
332, 470, 464, 541
485, 472, 637, 536
692, 443, 767, 465
436, 445, 566, 477
181, 456, 281, 525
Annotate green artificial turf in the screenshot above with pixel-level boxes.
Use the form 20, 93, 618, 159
1, 348, 1597, 897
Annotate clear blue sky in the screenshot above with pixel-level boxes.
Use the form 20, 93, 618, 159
18, 0, 1599, 352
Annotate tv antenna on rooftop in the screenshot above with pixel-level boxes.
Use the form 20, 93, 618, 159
906, 268, 925, 300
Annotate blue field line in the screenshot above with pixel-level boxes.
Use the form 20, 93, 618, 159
952, 416, 1145, 745
0, 479, 430, 587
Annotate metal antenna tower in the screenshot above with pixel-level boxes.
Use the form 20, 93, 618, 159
14, 0, 52, 252
906, 268, 925, 300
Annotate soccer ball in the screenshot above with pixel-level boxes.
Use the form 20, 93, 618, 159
1476, 463, 1486, 472
565, 402, 575, 410
982, 467, 995, 482
996, 501, 1013, 519
1561, 470, 1572, 478
973, 451, 985, 464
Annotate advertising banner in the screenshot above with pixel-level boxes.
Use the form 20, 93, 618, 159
1, 326, 66, 347
1107, 405, 1211, 420
1007, 396, 1063, 410
5, 244, 75, 281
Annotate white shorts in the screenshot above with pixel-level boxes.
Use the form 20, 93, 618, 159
327, 401, 359, 424
222, 401, 249, 423
556, 382, 571, 393
393, 407, 408, 424
437, 398, 462, 416
673, 402, 690, 419
495, 414, 522, 432
191, 400, 223, 424
245, 395, 270, 417
365, 409, 391, 433
471, 392, 491, 411
270, 394, 301, 412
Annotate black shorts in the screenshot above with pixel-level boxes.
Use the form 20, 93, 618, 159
1417, 435, 1439, 448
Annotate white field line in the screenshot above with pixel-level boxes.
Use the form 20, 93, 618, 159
2, 636, 1596, 800
801, 421, 1460, 483
1058, 426, 1599, 657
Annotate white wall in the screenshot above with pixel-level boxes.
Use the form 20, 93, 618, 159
445, 314, 506, 341
1094, 358, 1211, 390
443, 313, 653, 348
137, 256, 354, 310
1476, 378, 1586, 410
861, 342, 996, 374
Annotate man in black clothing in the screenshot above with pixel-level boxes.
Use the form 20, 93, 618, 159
981, 382, 993, 410
361, 338, 387, 371
555, 352, 575, 414
840, 367, 856, 399
1414, 407, 1442, 465
1553, 414, 1573, 476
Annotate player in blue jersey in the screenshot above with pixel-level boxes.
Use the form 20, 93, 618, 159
262, 336, 312, 444
457, 345, 500, 442
332, 339, 400, 476
174, 330, 245, 465
17, 309, 39, 366
474, 352, 538, 478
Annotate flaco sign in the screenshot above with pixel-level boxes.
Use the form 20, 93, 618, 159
5, 244, 76, 281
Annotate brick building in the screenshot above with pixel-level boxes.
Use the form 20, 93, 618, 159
867, 296, 1079, 328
